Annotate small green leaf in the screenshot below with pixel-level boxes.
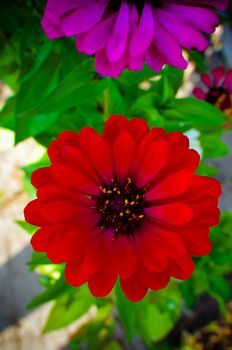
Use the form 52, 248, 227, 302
16, 220, 37, 235
28, 277, 72, 309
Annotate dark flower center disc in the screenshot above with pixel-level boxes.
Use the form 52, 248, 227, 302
206, 87, 232, 117
108, 0, 160, 14
96, 178, 147, 237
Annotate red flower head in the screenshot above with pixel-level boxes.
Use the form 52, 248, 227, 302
24, 116, 221, 302
193, 66, 232, 119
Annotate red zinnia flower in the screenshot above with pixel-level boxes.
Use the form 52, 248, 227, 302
193, 66, 232, 119
24, 116, 221, 302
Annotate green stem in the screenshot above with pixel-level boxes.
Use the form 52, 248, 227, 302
103, 88, 110, 122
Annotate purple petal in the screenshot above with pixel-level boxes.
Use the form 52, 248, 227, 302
162, 3, 219, 34
61, 0, 107, 37
152, 11, 187, 70
107, 2, 130, 63
130, 2, 154, 56
155, 8, 208, 51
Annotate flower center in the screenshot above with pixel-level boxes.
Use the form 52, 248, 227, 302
96, 178, 147, 238
206, 87, 232, 117
108, 0, 158, 14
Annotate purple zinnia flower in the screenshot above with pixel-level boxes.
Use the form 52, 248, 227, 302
42, 0, 229, 77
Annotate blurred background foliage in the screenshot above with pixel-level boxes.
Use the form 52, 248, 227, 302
0, 1, 232, 349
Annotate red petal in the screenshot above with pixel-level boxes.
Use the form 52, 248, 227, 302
78, 126, 98, 153
83, 230, 113, 274
40, 200, 89, 223
47, 229, 87, 264
168, 149, 200, 173
146, 202, 193, 225
37, 185, 84, 203
212, 66, 225, 85
224, 69, 232, 89
63, 145, 100, 183
146, 170, 194, 201
135, 231, 168, 272
24, 199, 45, 226
120, 274, 148, 302
31, 167, 53, 189
169, 255, 194, 280
48, 140, 63, 163
201, 73, 212, 88
103, 115, 128, 145
89, 135, 113, 183
58, 130, 79, 143
138, 265, 170, 291
127, 118, 149, 142
50, 163, 99, 195
131, 128, 167, 174
88, 266, 117, 297
180, 226, 212, 256
168, 132, 189, 151
193, 87, 207, 100
65, 261, 89, 287
113, 131, 135, 182
31, 226, 58, 252
204, 177, 222, 198
146, 228, 186, 258
110, 235, 137, 278
136, 139, 169, 187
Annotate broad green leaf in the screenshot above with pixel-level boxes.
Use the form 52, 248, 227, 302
43, 286, 95, 332
172, 98, 225, 126
137, 284, 181, 344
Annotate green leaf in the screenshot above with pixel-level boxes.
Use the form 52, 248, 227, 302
180, 280, 197, 309
28, 252, 53, 271
188, 50, 207, 73
103, 342, 123, 350
116, 64, 156, 86
0, 97, 16, 130
16, 220, 37, 235
209, 276, 231, 301
137, 284, 181, 344
161, 65, 184, 96
28, 277, 72, 309
172, 98, 225, 126
200, 133, 230, 158
43, 286, 95, 332
16, 51, 61, 115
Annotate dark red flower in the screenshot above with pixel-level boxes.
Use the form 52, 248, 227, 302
193, 66, 232, 119
24, 116, 221, 302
